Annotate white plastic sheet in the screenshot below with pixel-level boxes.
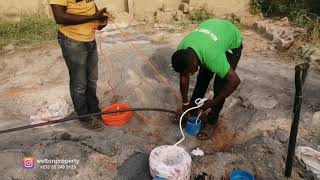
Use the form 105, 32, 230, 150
30, 99, 74, 124
296, 146, 320, 178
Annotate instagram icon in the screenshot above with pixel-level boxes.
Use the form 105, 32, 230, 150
23, 157, 35, 169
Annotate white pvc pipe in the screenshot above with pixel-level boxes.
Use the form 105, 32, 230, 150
173, 98, 207, 147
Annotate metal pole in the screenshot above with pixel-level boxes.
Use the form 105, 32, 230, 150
285, 63, 309, 177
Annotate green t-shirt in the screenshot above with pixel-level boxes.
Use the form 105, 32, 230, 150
177, 19, 242, 78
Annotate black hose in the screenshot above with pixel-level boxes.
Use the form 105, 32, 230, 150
0, 108, 179, 135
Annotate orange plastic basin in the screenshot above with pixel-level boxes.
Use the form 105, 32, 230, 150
101, 104, 133, 126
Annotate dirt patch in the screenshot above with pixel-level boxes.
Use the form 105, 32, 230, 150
0, 86, 42, 98
200, 121, 239, 153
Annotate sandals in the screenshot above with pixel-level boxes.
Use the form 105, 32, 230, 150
197, 132, 210, 140
80, 117, 104, 131
197, 123, 219, 141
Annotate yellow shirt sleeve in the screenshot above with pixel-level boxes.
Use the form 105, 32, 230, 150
49, 0, 67, 6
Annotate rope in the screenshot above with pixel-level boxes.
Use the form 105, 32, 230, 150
107, 18, 181, 101
98, 31, 116, 102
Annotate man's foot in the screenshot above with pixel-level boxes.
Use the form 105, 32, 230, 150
80, 117, 104, 131
206, 112, 219, 125
196, 114, 219, 141
196, 123, 219, 141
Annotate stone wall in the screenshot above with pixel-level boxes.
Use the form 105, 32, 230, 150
0, 0, 250, 20
0, 0, 49, 16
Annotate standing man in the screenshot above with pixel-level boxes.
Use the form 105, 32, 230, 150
50, 0, 108, 130
171, 19, 243, 133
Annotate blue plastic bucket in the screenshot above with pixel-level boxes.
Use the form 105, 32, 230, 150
185, 117, 202, 136
229, 169, 254, 180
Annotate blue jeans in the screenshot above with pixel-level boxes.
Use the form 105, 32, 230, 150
58, 32, 100, 120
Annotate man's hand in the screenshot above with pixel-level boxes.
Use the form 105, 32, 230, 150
95, 8, 108, 21
200, 100, 214, 111
51, 4, 108, 25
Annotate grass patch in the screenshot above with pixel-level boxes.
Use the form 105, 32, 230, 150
0, 15, 57, 48
249, 0, 320, 45
189, 6, 214, 23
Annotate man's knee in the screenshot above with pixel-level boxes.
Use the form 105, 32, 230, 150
87, 80, 97, 89
71, 83, 86, 96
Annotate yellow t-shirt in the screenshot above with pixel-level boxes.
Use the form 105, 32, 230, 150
50, 0, 97, 42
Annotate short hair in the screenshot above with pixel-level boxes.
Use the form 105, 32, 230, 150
171, 49, 194, 73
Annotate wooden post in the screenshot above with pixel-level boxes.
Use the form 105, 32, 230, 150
285, 63, 310, 177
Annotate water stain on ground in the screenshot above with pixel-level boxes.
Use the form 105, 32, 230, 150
200, 120, 239, 153
0, 86, 41, 98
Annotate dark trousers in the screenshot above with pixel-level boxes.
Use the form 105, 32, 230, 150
58, 32, 100, 120
190, 45, 243, 116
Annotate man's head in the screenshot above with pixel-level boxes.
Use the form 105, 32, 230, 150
171, 49, 199, 75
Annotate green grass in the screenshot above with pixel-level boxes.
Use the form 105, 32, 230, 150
249, 0, 320, 45
0, 15, 57, 48
189, 6, 214, 23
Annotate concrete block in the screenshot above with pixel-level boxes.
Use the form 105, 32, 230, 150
3, 44, 15, 52
133, 0, 162, 17
172, 10, 184, 21
128, 0, 134, 20
180, 2, 189, 13
312, 111, 320, 128
309, 51, 320, 69
95, 0, 127, 11
161, 0, 181, 12
155, 10, 173, 22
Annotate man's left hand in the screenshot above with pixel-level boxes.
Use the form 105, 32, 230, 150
200, 100, 214, 111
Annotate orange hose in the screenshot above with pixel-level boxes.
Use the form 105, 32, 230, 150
98, 30, 116, 102
101, 104, 133, 126
96, 14, 181, 111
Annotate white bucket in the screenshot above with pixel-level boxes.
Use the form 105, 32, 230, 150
149, 145, 192, 180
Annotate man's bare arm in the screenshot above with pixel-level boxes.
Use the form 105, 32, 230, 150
50, 4, 106, 25
180, 74, 190, 103
201, 68, 240, 110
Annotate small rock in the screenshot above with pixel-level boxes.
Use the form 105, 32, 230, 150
154, 23, 175, 30
3, 44, 15, 52
60, 132, 71, 141
275, 129, 287, 144
309, 54, 320, 69
279, 17, 290, 26
311, 111, 320, 128
268, 45, 276, 51
301, 45, 313, 57
279, 39, 293, 50
172, 10, 184, 21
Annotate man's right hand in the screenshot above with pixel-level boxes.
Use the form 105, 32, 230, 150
95, 8, 108, 21
51, 4, 108, 25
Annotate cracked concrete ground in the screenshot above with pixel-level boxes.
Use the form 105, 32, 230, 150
0, 23, 319, 180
